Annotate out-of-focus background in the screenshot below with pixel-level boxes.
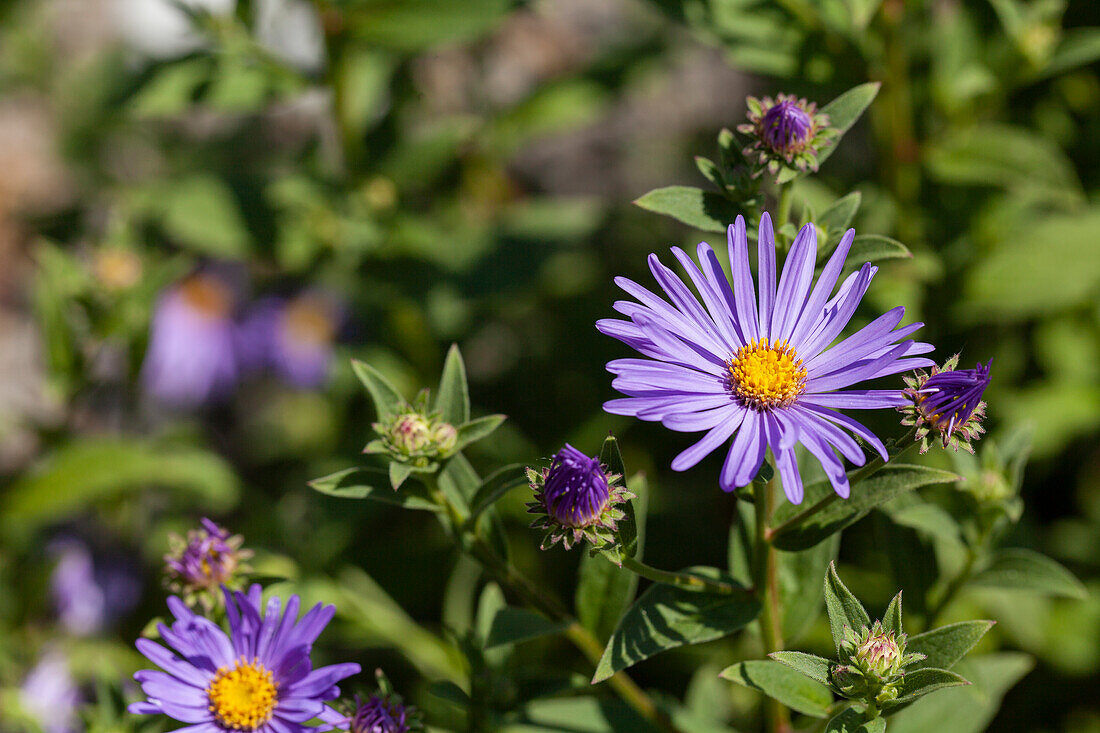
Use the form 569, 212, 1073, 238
0, 0, 1099, 731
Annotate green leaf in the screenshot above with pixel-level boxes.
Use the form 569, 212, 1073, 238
1032, 27, 1100, 81
428, 680, 471, 706
438, 453, 480, 511
818, 192, 861, 236
454, 414, 507, 451
719, 660, 833, 718
907, 621, 995, 671
345, 0, 512, 52
970, 548, 1087, 599
695, 156, 726, 189
1, 439, 239, 532
158, 175, 250, 257
577, 473, 648, 642
887, 667, 969, 705
885, 653, 1034, 733
847, 234, 912, 265
777, 83, 880, 183
435, 344, 470, 425
771, 465, 960, 551
308, 467, 440, 512
633, 186, 741, 233
519, 697, 655, 732
351, 359, 406, 423
593, 567, 758, 683
925, 123, 1083, 205
768, 651, 833, 685
467, 464, 529, 521
824, 562, 870, 654
389, 461, 413, 490
485, 607, 569, 648
600, 434, 627, 477
883, 591, 903, 636
824, 707, 885, 733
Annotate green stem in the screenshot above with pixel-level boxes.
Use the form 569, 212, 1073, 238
753, 476, 791, 733
775, 181, 795, 248
427, 478, 682, 733
620, 554, 743, 595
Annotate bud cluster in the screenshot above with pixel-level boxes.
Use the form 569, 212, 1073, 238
527, 444, 634, 553
738, 94, 834, 175
368, 393, 459, 468
830, 621, 924, 706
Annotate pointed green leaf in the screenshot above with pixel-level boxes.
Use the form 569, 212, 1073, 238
777, 82, 880, 183
389, 461, 413, 490
771, 465, 959, 551
438, 453, 480, 511
907, 620, 995, 671
308, 467, 440, 511
887, 667, 969, 705
599, 434, 627, 478
454, 414, 507, 452
577, 473, 648, 641
695, 156, 725, 189
825, 707, 885, 733
883, 591, 903, 636
884, 653, 1034, 733
768, 651, 832, 685
435, 344, 470, 425
634, 186, 741, 233
825, 562, 870, 654
848, 234, 912, 265
351, 359, 406, 423
970, 548, 1087, 599
428, 680, 471, 706
485, 607, 569, 649
818, 192, 861, 236
467, 464, 529, 521
719, 660, 833, 718
597, 436, 642, 560
593, 567, 758, 683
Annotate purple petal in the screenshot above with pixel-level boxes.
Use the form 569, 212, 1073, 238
757, 213, 777, 338
771, 223, 817, 342
788, 228, 855, 349
720, 412, 766, 490
804, 341, 914, 393
797, 265, 876, 359
670, 244, 742, 350
284, 663, 361, 698
799, 390, 907, 410
803, 404, 888, 461
806, 307, 908, 374
670, 409, 746, 471
766, 414, 803, 504
726, 218, 760, 343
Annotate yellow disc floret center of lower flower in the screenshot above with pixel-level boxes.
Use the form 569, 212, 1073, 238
728, 338, 807, 410
207, 658, 278, 730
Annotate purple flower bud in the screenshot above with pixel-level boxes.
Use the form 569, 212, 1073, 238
164, 518, 251, 598
347, 694, 413, 733
541, 445, 610, 529
760, 99, 813, 154
737, 94, 834, 174
901, 355, 991, 453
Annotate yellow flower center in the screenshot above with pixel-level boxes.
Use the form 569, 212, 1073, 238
206, 658, 278, 730
728, 338, 807, 410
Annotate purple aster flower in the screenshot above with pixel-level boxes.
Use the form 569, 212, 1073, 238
526, 444, 634, 552
901, 355, 990, 453
20, 649, 81, 733
129, 584, 360, 733
165, 518, 252, 605
239, 294, 341, 389
142, 272, 240, 408
598, 213, 934, 504
50, 538, 140, 636
738, 94, 834, 174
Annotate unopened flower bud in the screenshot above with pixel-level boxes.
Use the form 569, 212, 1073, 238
738, 94, 834, 174
855, 630, 903, 679
901, 354, 991, 454
391, 413, 433, 454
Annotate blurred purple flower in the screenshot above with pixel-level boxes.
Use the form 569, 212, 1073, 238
129, 585, 360, 732
49, 539, 140, 636
239, 294, 341, 389
165, 517, 251, 598
21, 650, 81, 733
142, 272, 240, 408
344, 694, 413, 733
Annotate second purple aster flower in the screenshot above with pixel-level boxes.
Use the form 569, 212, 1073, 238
598, 213, 934, 504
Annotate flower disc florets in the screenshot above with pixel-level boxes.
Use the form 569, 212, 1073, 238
900, 354, 990, 454
738, 94, 834, 174
370, 393, 459, 468
728, 338, 807, 410
527, 444, 635, 553
833, 621, 924, 705
165, 518, 251, 610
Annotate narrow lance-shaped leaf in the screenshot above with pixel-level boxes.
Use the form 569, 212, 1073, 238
825, 562, 870, 655
970, 548, 1087, 599
719, 660, 833, 718
352, 359, 405, 423
435, 344, 470, 425
886, 667, 970, 706
906, 620, 995, 671
633, 186, 742, 233
883, 591, 903, 636
454, 414, 507, 452
593, 567, 758, 683
308, 467, 440, 512
847, 234, 912, 266
484, 607, 569, 649
467, 464, 529, 521
817, 191, 861, 236
389, 461, 413, 491
768, 651, 832, 685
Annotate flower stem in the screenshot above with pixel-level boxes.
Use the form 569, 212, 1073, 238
775, 181, 795, 247
620, 554, 744, 595
426, 477, 681, 733
753, 475, 791, 733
